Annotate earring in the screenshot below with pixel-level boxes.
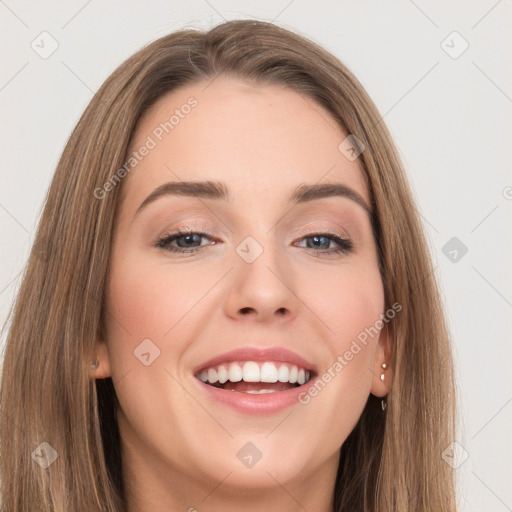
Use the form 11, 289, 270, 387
380, 362, 387, 381
380, 362, 388, 411
91, 358, 99, 370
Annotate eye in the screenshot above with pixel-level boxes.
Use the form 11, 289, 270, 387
294, 232, 353, 255
157, 228, 217, 253
156, 229, 353, 256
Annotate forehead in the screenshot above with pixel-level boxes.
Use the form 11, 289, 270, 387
124, 77, 369, 209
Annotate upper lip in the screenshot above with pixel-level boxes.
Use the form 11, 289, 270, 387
193, 346, 317, 375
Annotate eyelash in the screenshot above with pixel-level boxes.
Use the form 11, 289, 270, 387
156, 227, 353, 256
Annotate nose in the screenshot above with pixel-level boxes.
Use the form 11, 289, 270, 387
223, 237, 299, 324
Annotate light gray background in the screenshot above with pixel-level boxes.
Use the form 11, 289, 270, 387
1, 1, 511, 510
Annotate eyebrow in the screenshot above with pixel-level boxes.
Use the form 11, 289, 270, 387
134, 180, 372, 216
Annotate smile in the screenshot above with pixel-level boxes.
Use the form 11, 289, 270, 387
192, 346, 318, 414
195, 361, 313, 393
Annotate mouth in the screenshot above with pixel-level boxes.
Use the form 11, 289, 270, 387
192, 346, 318, 405
195, 360, 315, 394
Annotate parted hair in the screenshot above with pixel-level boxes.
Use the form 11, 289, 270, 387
0, 19, 457, 511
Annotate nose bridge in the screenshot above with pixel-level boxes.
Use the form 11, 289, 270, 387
225, 230, 298, 321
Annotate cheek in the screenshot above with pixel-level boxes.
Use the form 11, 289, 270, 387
107, 251, 195, 332
104, 254, 173, 367
312, 263, 384, 345
305, 265, 384, 404
104, 241, 206, 374
292, 270, 384, 459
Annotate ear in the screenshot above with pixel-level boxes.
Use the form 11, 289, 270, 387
90, 336, 112, 379
370, 321, 393, 397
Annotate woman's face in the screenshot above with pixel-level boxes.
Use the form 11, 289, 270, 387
97, 77, 390, 507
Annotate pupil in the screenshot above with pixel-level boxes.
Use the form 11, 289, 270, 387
310, 235, 328, 249
178, 234, 200, 247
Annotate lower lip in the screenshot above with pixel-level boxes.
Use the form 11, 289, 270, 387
193, 376, 317, 416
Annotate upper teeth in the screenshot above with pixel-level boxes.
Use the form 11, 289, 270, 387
197, 361, 311, 386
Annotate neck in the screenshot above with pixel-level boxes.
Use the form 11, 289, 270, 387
122, 440, 338, 512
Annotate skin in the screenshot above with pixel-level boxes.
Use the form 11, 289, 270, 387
93, 77, 392, 512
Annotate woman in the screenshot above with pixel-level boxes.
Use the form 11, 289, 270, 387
0, 19, 457, 511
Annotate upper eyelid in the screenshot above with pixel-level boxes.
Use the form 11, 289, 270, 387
158, 219, 353, 236
158, 228, 352, 245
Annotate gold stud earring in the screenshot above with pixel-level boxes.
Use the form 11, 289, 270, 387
380, 362, 388, 411
380, 362, 387, 381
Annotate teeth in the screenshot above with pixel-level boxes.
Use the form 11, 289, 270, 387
242, 361, 260, 382
244, 389, 278, 394
278, 364, 289, 382
197, 361, 312, 386
260, 362, 279, 383
217, 365, 228, 384
228, 363, 243, 382
207, 368, 218, 384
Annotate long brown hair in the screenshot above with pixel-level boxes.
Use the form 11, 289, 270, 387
0, 19, 457, 511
